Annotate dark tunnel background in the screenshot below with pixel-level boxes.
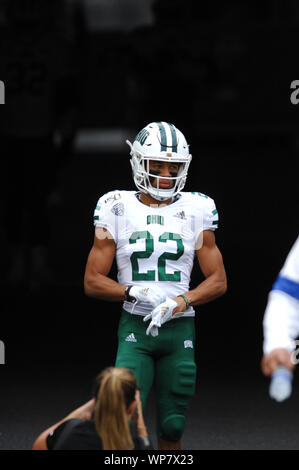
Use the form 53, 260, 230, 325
0, 0, 299, 451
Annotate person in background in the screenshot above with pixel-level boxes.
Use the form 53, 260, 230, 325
262, 235, 299, 376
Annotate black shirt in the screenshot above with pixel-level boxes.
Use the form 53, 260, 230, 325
46, 419, 153, 450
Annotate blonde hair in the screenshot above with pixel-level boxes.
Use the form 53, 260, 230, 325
94, 367, 137, 450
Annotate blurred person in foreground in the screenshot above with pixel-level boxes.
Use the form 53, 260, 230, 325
32, 367, 152, 450
262, 236, 299, 377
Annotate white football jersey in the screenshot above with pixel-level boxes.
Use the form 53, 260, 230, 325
263, 236, 299, 354
93, 190, 219, 317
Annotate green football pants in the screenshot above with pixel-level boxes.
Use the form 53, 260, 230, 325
115, 310, 197, 442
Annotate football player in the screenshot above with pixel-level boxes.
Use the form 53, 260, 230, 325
84, 121, 227, 450
262, 236, 299, 376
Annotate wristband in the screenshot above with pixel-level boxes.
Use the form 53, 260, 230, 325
178, 294, 190, 310
125, 285, 134, 302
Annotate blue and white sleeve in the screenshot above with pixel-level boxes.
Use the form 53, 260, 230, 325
263, 236, 299, 354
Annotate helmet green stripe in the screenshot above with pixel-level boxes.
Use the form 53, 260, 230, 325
156, 121, 168, 151
168, 123, 178, 153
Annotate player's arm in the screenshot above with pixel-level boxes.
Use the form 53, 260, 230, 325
84, 228, 127, 302
173, 230, 227, 312
84, 228, 166, 306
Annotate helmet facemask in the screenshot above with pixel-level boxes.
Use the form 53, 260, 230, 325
130, 153, 190, 201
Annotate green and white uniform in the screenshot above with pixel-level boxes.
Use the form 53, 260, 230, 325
93, 189, 218, 442
94, 190, 218, 315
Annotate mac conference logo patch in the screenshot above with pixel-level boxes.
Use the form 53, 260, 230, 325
111, 202, 124, 216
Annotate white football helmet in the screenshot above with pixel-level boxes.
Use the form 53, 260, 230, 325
127, 121, 192, 201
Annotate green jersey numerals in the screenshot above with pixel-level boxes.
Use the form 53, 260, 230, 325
129, 231, 155, 281
129, 231, 184, 281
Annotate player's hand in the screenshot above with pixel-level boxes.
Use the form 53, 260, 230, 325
261, 348, 295, 376
144, 297, 183, 337
129, 285, 166, 308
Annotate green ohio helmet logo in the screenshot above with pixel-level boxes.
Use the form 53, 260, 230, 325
135, 128, 149, 146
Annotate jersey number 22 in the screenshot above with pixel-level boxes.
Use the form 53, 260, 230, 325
129, 230, 184, 282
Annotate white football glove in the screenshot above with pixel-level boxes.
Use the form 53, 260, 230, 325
144, 297, 183, 337
129, 285, 166, 309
